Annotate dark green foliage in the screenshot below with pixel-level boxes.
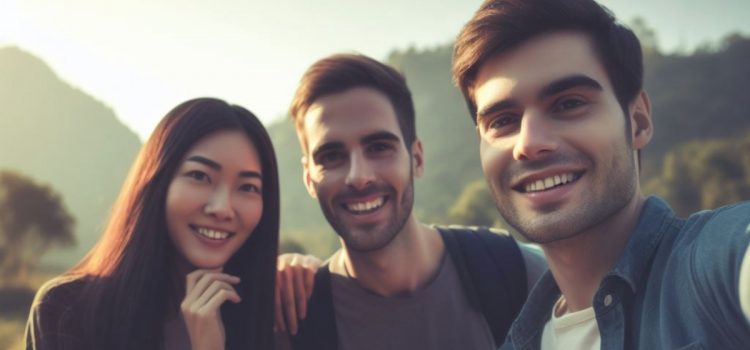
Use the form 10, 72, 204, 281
644, 132, 750, 216
447, 179, 498, 227
279, 238, 307, 254
0, 170, 74, 283
0, 286, 35, 319
642, 34, 750, 177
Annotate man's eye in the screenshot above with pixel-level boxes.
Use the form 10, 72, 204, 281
186, 170, 210, 183
317, 151, 344, 166
488, 115, 519, 130
367, 142, 394, 154
553, 97, 586, 112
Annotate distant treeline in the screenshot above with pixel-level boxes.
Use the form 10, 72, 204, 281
273, 33, 750, 257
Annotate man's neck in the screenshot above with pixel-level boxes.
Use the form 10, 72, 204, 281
341, 216, 445, 297
542, 193, 647, 313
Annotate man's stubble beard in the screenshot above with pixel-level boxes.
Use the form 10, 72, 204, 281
316, 168, 415, 253
493, 147, 638, 244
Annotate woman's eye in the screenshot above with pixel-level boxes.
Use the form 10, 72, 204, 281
186, 170, 210, 183
239, 183, 261, 193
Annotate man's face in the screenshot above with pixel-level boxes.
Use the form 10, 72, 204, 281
473, 31, 648, 243
301, 87, 422, 252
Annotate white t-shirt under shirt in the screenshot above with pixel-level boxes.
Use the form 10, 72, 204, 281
541, 296, 601, 350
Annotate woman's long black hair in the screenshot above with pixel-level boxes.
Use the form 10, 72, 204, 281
70, 98, 279, 349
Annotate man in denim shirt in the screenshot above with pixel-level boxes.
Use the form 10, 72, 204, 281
452, 0, 750, 349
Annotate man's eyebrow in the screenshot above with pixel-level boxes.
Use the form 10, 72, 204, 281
311, 141, 344, 159
186, 155, 221, 170
361, 131, 400, 145
538, 75, 603, 100
476, 99, 521, 121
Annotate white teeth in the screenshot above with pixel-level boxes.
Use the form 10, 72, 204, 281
346, 197, 385, 213
196, 227, 230, 240
523, 172, 578, 193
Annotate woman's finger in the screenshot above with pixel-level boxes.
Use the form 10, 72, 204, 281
194, 280, 238, 309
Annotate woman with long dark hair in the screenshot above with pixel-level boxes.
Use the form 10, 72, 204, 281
26, 98, 279, 350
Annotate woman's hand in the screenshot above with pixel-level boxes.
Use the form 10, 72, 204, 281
181, 269, 241, 350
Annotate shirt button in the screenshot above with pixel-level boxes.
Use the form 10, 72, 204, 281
603, 294, 613, 307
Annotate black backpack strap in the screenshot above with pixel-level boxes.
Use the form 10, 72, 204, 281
438, 226, 527, 347
291, 263, 338, 350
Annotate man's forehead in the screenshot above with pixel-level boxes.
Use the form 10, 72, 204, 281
474, 31, 611, 103
301, 87, 403, 148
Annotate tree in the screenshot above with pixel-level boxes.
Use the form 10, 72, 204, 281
448, 180, 499, 227
643, 133, 750, 216
629, 17, 661, 57
0, 170, 75, 284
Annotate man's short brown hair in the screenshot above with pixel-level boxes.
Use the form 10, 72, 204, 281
290, 54, 416, 153
453, 0, 643, 122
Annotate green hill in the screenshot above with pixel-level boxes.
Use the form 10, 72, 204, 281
0, 46, 141, 268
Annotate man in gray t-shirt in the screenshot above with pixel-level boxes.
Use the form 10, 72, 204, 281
276, 53, 545, 350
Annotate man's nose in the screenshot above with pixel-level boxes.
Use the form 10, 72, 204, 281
512, 113, 559, 161
345, 151, 376, 190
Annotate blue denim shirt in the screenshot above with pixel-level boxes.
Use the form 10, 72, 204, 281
500, 197, 750, 350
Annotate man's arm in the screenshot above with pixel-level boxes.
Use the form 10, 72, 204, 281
740, 243, 750, 323
275, 253, 322, 335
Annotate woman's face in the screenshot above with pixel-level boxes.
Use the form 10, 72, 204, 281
166, 129, 264, 271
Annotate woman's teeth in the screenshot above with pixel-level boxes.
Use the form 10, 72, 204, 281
196, 227, 230, 240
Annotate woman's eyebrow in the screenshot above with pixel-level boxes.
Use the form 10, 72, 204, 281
187, 155, 261, 178
186, 155, 221, 170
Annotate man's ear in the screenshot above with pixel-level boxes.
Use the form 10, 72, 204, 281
301, 156, 317, 199
630, 90, 653, 150
411, 138, 425, 178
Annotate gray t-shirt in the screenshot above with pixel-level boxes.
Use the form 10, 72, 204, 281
328, 250, 496, 350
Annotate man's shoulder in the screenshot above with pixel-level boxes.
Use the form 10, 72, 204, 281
697, 200, 750, 228
437, 224, 512, 237
679, 201, 750, 249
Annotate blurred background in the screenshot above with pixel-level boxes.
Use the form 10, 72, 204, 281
1, 0, 749, 347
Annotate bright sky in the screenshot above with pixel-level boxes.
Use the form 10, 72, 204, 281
1, 0, 748, 141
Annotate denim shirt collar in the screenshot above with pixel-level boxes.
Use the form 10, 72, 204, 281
605, 196, 675, 294
507, 196, 676, 349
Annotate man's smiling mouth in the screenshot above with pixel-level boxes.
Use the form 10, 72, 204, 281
516, 172, 584, 193
342, 196, 387, 215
